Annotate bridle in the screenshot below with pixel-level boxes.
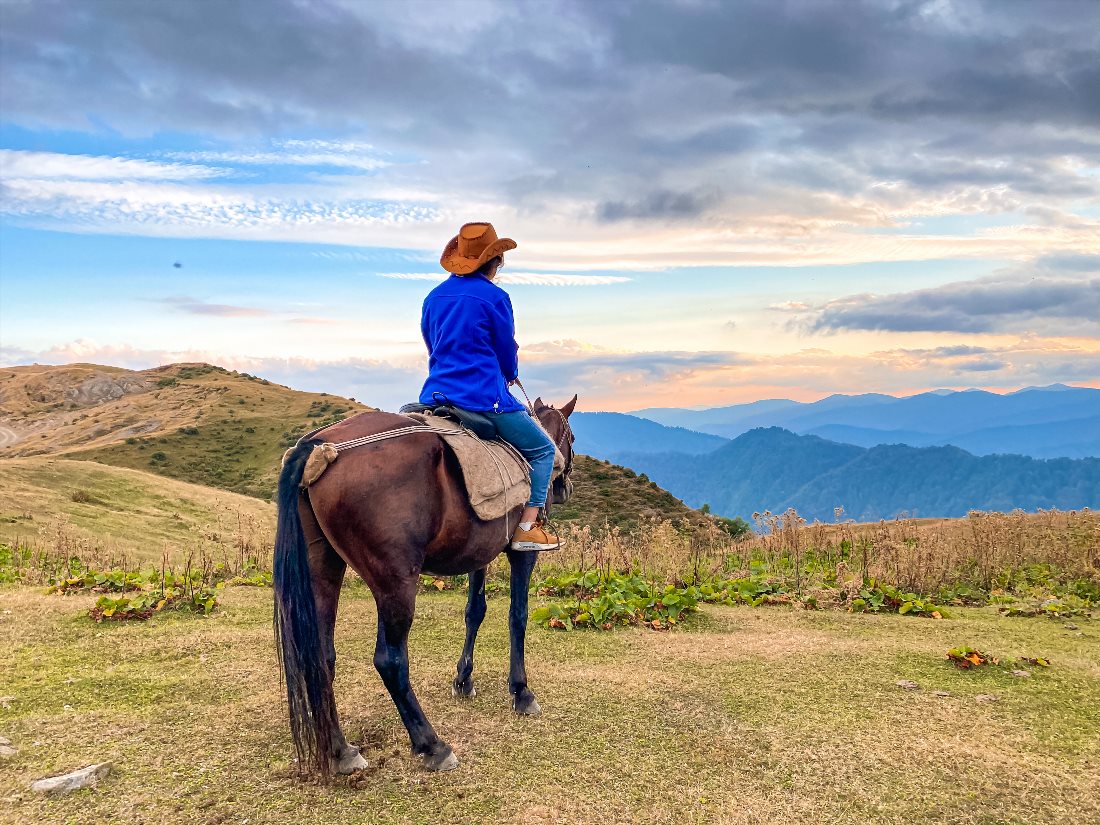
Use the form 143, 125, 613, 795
546, 406, 575, 479
513, 377, 575, 480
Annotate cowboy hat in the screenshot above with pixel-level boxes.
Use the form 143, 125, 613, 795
440, 222, 517, 275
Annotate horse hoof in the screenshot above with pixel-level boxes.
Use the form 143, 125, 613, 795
421, 747, 459, 772
513, 695, 542, 717
332, 746, 369, 775
451, 681, 476, 699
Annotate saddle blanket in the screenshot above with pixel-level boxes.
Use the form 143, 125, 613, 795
405, 412, 533, 520
293, 413, 563, 521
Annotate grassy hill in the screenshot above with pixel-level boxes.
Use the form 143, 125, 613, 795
551, 455, 714, 531
1, 363, 712, 532
0, 457, 276, 563
1, 363, 371, 498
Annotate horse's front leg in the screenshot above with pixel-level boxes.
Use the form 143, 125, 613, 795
453, 566, 487, 698
372, 578, 458, 772
506, 549, 541, 716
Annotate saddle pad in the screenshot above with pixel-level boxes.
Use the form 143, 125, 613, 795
404, 413, 536, 521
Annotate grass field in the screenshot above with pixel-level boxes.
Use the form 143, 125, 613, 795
0, 458, 276, 565
1, 585, 1096, 825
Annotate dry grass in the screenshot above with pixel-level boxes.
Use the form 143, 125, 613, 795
0, 457, 275, 568
1, 585, 1098, 825
545, 509, 1100, 596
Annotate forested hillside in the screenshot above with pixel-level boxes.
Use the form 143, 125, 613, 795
614, 427, 1100, 521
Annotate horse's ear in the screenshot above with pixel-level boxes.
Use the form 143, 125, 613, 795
560, 395, 578, 417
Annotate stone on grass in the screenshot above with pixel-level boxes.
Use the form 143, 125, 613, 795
0, 745, 16, 760
975, 694, 999, 702
932, 690, 952, 698
29, 763, 113, 795
1064, 623, 1078, 631
1011, 669, 1031, 678
895, 680, 919, 690
0, 736, 11, 746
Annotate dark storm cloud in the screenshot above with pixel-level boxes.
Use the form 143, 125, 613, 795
807, 265, 1100, 334
935, 346, 990, 357
801, 252, 1100, 335
954, 359, 1007, 372
0, 0, 505, 142
2, 0, 1098, 221
596, 188, 721, 222
521, 348, 753, 393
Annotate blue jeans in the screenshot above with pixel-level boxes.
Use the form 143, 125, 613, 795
494, 410, 556, 508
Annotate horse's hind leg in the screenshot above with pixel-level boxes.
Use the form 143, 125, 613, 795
371, 577, 458, 772
452, 566, 487, 698
300, 501, 365, 774
506, 550, 541, 716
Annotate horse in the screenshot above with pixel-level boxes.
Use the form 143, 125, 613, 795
273, 395, 578, 776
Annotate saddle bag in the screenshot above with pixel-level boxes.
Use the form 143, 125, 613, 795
399, 402, 498, 440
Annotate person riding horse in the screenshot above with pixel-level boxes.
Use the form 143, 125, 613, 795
272, 223, 578, 776
420, 221, 560, 552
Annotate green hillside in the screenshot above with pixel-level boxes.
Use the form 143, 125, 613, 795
65, 365, 366, 498
1, 363, 712, 532
552, 455, 714, 531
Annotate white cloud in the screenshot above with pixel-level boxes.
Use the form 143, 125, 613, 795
165, 139, 390, 171
0, 176, 441, 235
0, 149, 224, 181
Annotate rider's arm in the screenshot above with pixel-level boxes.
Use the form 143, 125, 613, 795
489, 294, 519, 382
420, 302, 433, 354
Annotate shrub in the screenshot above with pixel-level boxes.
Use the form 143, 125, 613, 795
89, 583, 218, 622
847, 580, 946, 618
533, 570, 699, 630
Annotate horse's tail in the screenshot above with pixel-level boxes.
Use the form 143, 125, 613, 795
273, 439, 338, 777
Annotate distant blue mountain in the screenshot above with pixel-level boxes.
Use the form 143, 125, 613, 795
806, 415, 1100, 459
627, 385, 1100, 459
570, 411, 728, 456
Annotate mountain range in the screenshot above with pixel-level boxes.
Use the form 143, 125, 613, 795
611, 427, 1100, 522
580, 384, 1099, 460
568, 384, 1100, 521
4, 365, 1097, 526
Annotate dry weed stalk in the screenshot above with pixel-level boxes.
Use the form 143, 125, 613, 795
539, 509, 1099, 594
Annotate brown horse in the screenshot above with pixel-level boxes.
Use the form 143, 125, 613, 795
273, 396, 577, 776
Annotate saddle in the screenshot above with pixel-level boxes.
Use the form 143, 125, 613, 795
287, 408, 563, 522
398, 402, 497, 440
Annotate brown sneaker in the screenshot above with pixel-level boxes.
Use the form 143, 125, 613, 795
511, 522, 560, 552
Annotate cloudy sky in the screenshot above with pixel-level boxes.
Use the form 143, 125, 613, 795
2, 0, 1098, 411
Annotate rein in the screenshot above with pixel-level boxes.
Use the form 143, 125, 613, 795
513, 377, 574, 472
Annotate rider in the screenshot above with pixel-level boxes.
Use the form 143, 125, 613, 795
419, 222, 560, 552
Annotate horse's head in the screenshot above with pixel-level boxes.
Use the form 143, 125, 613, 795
533, 394, 577, 506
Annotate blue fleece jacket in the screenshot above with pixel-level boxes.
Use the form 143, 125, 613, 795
419, 273, 524, 413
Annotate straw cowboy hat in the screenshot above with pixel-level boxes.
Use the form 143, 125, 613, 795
440, 222, 517, 275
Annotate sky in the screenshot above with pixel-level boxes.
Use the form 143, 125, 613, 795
1, 0, 1099, 412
